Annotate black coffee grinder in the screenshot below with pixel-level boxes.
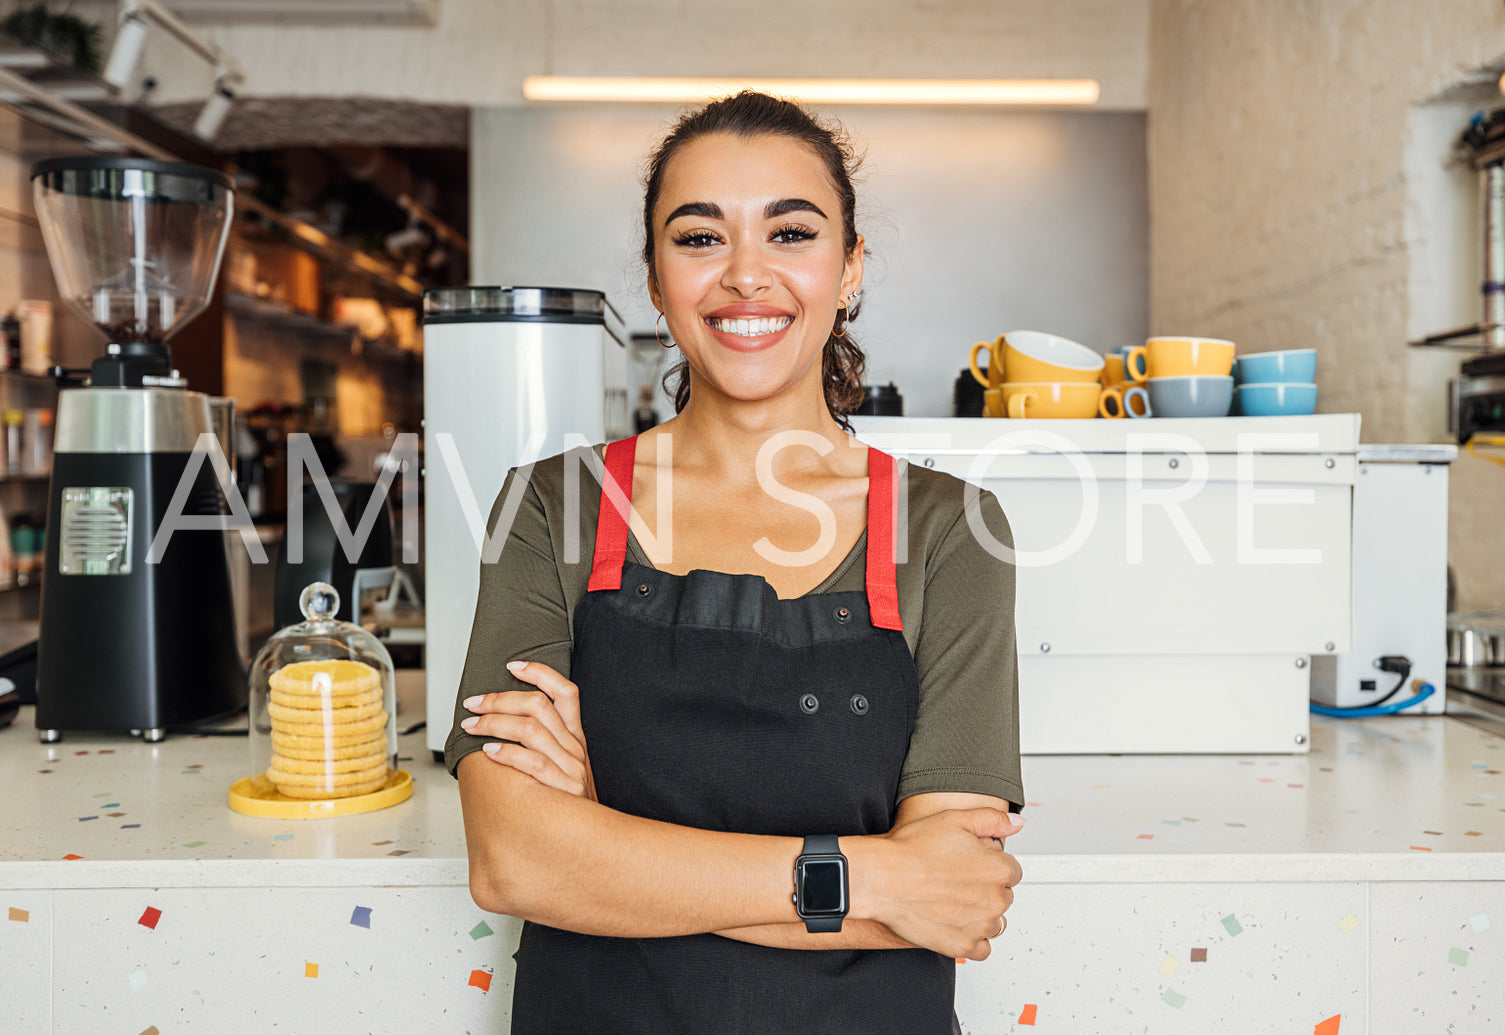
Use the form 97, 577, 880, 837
31, 157, 245, 742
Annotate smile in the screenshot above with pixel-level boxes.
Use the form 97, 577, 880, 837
705, 316, 793, 337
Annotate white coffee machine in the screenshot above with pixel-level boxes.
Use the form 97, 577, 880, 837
422, 287, 628, 760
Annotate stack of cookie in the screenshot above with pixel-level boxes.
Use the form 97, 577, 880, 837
266, 659, 390, 799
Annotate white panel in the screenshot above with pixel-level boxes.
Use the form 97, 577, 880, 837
1371, 882, 1505, 1034
1018, 653, 1311, 754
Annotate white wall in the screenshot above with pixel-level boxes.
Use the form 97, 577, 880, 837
1146, 0, 1505, 609
471, 104, 1148, 417
130, 0, 1150, 110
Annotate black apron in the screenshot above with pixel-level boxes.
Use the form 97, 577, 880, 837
510, 436, 955, 1034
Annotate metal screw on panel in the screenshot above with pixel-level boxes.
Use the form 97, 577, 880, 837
1294, 733, 1308, 746
1324, 458, 1335, 469
107, 343, 121, 355
924, 457, 935, 468
1168, 458, 1179, 469
800, 693, 819, 714
1295, 657, 1308, 669
1325, 641, 1335, 652
1425, 465, 1433, 475
1040, 642, 1051, 654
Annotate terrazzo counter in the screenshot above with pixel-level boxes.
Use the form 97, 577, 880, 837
2, 701, 1502, 1034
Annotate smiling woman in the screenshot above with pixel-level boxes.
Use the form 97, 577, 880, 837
449, 90, 1024, 1035
643, 91, 869, 428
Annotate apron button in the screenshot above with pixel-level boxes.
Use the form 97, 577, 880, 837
850, 694, 869, 715
834, 606, 851, 623
636, 583, 652, 597
800, 693, 820, 714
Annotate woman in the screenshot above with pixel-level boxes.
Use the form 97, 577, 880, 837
447, 90, 1025, 1034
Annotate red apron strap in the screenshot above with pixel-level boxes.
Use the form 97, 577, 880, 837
587, 436, 639, 592
864, 447, 903, 632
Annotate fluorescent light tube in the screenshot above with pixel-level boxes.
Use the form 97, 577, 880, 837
522, 76, 1100, 106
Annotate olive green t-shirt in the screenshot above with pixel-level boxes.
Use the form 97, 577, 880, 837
445, 443, 1024, 810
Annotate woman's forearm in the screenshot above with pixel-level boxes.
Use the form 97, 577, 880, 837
713, 920, 919, 951
459, 752, 889, 937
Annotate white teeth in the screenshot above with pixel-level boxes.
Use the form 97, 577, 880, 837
708, 316, 792, 337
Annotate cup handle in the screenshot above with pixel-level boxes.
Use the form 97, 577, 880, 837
969, 342, 993, 389
1125, 385, 1152, 418
1007, 391, 1032, 419
1126, 345, 1149, 383
1099, 386, 1124, 418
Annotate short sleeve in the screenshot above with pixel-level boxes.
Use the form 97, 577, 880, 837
897, 487, 1024, 811
443, 467, 575, 777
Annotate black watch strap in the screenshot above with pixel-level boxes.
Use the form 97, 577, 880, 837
798, 834, 846, 933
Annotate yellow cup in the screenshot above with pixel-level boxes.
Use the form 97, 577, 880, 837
1003, 381, 1113, 419
969, 336, 1006, 389
1145, 336, 1235, 378
1002, 330, 1104, 384
1102, 355, 1126, 386
983, 387, 1004, 418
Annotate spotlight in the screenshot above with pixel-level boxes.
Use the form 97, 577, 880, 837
193, 77, 235, 141
102, 14, 149, 90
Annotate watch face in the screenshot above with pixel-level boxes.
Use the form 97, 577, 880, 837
798, 859, 846, 915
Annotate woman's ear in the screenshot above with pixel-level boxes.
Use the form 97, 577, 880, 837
840, 234, 865, 303
647, 270, 662, 313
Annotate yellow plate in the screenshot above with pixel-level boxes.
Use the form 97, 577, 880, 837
227, 768, 413, 818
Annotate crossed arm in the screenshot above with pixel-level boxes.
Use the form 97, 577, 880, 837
456, 660, 1023, 959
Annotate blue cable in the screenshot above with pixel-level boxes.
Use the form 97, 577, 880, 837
1309, 682, 1436, 718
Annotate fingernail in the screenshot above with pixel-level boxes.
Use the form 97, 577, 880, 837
1009, 813, 1026, 828
460, 717, 477, 730
462, 696, 481, 709
506, 660, 527, 672
483, 742, 500, 754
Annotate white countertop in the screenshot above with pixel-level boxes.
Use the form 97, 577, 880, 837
3, 691, 1503, 889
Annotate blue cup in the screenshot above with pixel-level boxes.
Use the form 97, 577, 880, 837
1236, 382, 1318, 416
1145, 375, 1233, 418
1234, 349, 1316, 384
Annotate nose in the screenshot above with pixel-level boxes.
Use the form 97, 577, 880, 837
720, 236, 773, 297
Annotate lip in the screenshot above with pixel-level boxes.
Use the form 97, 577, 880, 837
701, 304, 795, 352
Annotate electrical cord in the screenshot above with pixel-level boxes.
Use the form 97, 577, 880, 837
1314, 655, 1412, 714
1310, 681, 1435, 718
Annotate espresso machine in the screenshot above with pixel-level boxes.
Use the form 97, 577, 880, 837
30, 156, 245, 742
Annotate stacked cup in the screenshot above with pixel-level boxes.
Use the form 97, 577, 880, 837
1232, 349, 1317, 416
1123, 336, 1236, 417
970, 330, 1127, 418
1101, 346, 1153, 418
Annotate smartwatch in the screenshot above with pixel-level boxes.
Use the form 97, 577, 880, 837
792, 834, 848, 933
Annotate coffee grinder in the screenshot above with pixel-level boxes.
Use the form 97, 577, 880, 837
30, 157, 245, 742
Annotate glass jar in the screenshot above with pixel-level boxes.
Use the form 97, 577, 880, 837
230, 581, 411, 817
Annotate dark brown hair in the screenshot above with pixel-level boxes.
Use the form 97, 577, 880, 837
642, 90, 866, 430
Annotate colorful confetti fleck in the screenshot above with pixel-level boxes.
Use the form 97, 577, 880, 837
1315, 1015, 1341, 1035
470, 921, 493, 940
183, 841, 206, 848
1018, 1003, 1037, 1025
1409, 846, 1432, 852
8, 907, 28, 922
138, 906, 161, 930
305, 962, 319, 978
387, 849, 411, 856
372, 840, 394, 846
62, 854, 82, 861
1468, 912, 1491, 933
107, 813, 125, 818
274, 834, 293, 841
1336, 913, 1359, 933
1189, 947, 1207, 962
469, 969, 492, 992
1159, 955, 1178, 978
128, 967, 148, 991
101, 803, 119, 809
122, 824, 140, 829
77, 816, 97, 822
139, 1027, 160, 1035
1162, 988, 1186, 1008
1449, 947, 1469, 967
351, 906, 372, 929
1221, 914, 1243, 936
1136, 834, 1154, 840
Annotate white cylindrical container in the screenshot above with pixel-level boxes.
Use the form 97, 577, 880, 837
422, 286, 627, 758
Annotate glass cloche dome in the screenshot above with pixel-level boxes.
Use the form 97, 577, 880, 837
229, 582, 412, 818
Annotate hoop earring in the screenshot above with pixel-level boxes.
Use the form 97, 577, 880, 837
831, 300, 849, 339
655, 313, 673, 349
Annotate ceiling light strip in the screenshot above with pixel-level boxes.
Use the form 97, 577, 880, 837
523, 76, 1100, 106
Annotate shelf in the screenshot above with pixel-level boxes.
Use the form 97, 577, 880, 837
226, 293, 420, 364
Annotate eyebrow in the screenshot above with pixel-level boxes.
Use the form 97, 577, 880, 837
663, 197, 829, 227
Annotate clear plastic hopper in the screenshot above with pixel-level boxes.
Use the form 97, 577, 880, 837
31, 157, 234, 347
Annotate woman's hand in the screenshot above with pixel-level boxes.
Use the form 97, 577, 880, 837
851, 806, 1023, 962
461, 661, 596, 801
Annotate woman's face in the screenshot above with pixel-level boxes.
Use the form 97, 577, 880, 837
648, 132, 863, 411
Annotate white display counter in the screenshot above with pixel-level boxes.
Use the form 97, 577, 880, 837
852, 415, 1364, 754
